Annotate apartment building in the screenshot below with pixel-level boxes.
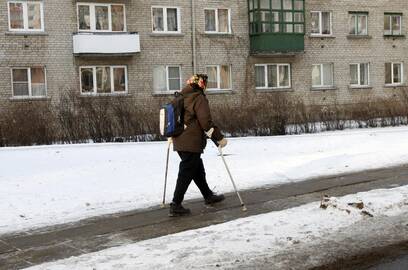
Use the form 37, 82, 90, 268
0, 0, 407, 111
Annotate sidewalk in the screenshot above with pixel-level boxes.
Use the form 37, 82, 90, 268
1, 165, 408, 270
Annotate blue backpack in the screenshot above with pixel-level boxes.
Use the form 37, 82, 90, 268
160, 92, 186, 137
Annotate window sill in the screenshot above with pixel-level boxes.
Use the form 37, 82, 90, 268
203, 32, 234, 38
348, 85, 372, 90
255, 88, 293, 93
5, 31, 48, 36
309, 34, 335, 39
310, 86, 338, 91
152, 91, 178, 96
384, 84, 406, 88
79, 93, 131, 98
206, 89, 233, 94
383, 35, 406, 39
150, 33, 184, 37
347, 35, 372, 39
9, 96, 49, 101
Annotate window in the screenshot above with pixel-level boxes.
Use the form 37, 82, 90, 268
248, 0, 304, 34
8, 1, 44, 31
77, 3, 125, 32
80, 66, 128, 94
385, 62, 403, 85
350, 63, 369, 86
11, 67, 46, 97
205, 9, 230, 33
206, 65, 231, 90
153, 66, 181, 92
255, 64, 291, 89
311, 11, 332, 36
349, 12, 368, 35
384, 14, 402, 36
152, 7, 180, 33
312, 64, 334, 88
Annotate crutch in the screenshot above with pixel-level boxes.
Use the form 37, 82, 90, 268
218, 146, 247, 212
161, 139, 172, 208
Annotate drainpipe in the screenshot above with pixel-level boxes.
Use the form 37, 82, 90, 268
191, 0, 197, 74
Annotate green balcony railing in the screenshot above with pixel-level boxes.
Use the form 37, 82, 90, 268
248, 0, 305, 54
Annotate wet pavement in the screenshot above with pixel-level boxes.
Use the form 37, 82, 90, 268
1, 165, 408, 270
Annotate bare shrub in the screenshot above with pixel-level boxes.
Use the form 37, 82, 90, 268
1, 101, 57, 146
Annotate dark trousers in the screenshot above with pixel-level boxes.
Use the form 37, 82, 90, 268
172, 151, 213, 205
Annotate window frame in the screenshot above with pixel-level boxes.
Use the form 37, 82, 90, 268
151, 6, 181, 34
349, 12, 368, 36
153, 65, 182, 93
76, 3, 127, 32
384, 13, 403, 36
206, 65, 232, 90
312, 63, 334, 88
204, 8, 231, 34
10, 67, 47, 98
385, 62, 404, 86
255, 63, 292, 90
79, 65, 128, 95
350, 63, 370, 87
310, 11, 332, 36
7, 1, 45, 32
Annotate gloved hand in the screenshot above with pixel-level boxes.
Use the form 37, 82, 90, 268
167, 137, 173, 144
217, 138, 228, 148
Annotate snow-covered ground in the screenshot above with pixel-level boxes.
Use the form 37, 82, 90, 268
24, 185, 408, 270
2, 126, 408, 235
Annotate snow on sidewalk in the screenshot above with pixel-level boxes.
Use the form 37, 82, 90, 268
24, 185, 408, 270
2, 126, 408, 234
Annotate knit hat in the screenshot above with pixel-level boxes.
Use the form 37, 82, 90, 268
186, 74, 208, 90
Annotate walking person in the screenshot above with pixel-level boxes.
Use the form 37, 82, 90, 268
169, 74, 228, 217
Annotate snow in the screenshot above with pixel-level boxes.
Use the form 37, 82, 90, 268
2, 126, 408, 235
24, 185, 408, 270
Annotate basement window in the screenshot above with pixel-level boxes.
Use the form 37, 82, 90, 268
11, 67, 47, 97
80, 66, 128, 95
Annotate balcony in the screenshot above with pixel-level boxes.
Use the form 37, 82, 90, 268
73, 32, 140, 56
248, 0, 305, 55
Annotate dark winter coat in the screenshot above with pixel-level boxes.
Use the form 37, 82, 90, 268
173, 85, 224, 153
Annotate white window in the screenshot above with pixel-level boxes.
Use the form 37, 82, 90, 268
312, 64, 334, 88
349, 13, 368, 35
77, 3, 126, 32
385, 62, 403, 85
311, 11, 332, 36
206, 65, 232, 90
204, 8, 231, 33
350, 63, 370, 86
11, 67, 47, 97
80, 66, 128, 95
384, 14, 402, 36
152, 7, 180, 33
153, 66, 182, 92
255, 64, 291, 89
8, 1, 44, 31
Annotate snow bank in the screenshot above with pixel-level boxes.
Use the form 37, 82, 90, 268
2, 126, 408, 234
24, 185, 408, 270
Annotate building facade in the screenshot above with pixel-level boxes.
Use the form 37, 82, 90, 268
0, 0, 407, 111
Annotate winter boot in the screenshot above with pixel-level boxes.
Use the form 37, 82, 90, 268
169, 202, 191, 217
205, 193, 225, 205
